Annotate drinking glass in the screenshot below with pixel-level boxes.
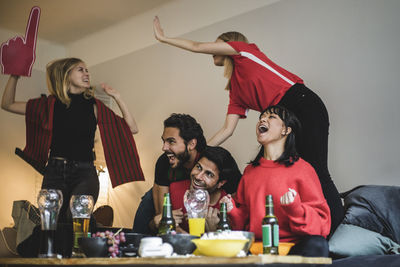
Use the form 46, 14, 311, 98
37, 189, 63, 258
69, 195, 94, 257
184, 189, 209, 236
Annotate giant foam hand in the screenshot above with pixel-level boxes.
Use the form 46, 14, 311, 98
0, 6, 41, 77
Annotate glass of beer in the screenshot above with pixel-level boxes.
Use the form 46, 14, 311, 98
69, 195, 94, 258
184, 189, 209, 237
37, 189, 63, 258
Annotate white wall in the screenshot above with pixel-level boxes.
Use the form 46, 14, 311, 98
85, 0, 400, 227
1, 0, 399, 228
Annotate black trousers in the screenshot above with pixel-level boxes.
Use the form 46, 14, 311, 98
41, 158, 99, 224
278, 84, 344, 236
288, 235, 329, 257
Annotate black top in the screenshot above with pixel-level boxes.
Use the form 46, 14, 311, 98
154, 153, 191, 187
49, 93, 97, 161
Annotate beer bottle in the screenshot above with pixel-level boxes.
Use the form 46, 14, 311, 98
217, 202, 231, 231
158, 193, 176, 235
262, 195, 279, 255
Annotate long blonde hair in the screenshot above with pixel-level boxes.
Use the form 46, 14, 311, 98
217, 31, 249, 90
46, 57, 94, 107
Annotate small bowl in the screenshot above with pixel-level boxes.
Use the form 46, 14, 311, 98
191, 239, 248, 257
78, 237, 108, 257
160, 234, 197, 255
249, 242, 295, 256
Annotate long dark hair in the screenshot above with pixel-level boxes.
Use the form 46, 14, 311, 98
250, 105, 301, 167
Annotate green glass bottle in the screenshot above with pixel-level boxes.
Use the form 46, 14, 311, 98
158, 193, 176, 235
262, 195, 279, 255
216, 202, 231, 231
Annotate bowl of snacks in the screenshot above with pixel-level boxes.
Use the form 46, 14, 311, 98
192, 231, 253, 257
191, 238, 248, 257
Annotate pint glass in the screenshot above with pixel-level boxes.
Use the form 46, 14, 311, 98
37, 189, 63, 258
70, 195, 94, 257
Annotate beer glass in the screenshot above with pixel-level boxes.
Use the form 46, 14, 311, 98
184, 189, 209, 236
37, 189, 63, 258
69, 195, 94, 257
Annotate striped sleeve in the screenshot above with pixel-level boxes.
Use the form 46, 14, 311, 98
95, 99, 145, 187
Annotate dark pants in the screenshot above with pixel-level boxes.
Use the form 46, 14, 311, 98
288, 235, 329, 257
132, 189, 155, 234
278, 84, 345, 236
42, 158, 99, 223
41, 158, 99, 257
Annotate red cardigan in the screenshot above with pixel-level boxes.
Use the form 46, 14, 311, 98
16, 95, 144, 187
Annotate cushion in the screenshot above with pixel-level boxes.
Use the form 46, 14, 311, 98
329, 223, 400, 258
341, 185, 400, 243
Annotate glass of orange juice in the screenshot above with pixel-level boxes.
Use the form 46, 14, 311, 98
184, 189, 209, 237
188, 217, 206, 236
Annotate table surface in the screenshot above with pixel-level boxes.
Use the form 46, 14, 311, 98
0, 255, 332, 265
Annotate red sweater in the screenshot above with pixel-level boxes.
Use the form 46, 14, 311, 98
227, 41, 303, 118
229, 158, 330, 243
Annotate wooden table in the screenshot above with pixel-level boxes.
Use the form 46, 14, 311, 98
0, 255, 331, 266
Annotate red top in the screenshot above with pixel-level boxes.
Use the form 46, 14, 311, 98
170, 179, 227, 232
227, 41, 303, 118
228, 158, 330, 243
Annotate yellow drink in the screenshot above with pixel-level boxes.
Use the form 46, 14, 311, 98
72, 217, 90, 257
188, 218, 205, 237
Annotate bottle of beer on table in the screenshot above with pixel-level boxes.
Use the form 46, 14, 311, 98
217, 202, 231, 231
262, 194, 279, 255
158, 193, 176, 235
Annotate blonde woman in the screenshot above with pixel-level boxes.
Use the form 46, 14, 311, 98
153, 16, 343, 235
2, 58, 144, 222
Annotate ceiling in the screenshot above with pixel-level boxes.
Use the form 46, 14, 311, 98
0, 0, 171, 45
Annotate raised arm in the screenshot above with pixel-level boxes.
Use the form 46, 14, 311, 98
153, 16, 238, 56
1, 75, 27, 115
207, 114, 240, 146
101, 83, 138, 134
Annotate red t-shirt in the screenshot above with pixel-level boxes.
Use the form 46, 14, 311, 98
227, 41, 303, 118
228, 158, 330, 243
170, 179, 227, 232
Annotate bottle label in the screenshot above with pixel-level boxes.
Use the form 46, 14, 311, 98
273, 224, 279, 247
262, 224, 279, 247
262, 225, 271, 247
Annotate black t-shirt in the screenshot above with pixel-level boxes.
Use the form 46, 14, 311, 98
154, 153, 191, 187
49, 93, 97, 161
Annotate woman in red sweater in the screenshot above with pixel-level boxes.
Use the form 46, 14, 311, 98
221, 105, 330, 257
153, 17, 343, 235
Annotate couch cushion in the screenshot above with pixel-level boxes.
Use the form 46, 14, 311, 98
329, 223, 400, 257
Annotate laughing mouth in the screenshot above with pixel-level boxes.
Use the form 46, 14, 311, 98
258, 125, 268, 133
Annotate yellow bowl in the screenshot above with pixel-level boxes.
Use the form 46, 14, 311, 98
249, 242, 295, 256
191, 239, 248, 257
